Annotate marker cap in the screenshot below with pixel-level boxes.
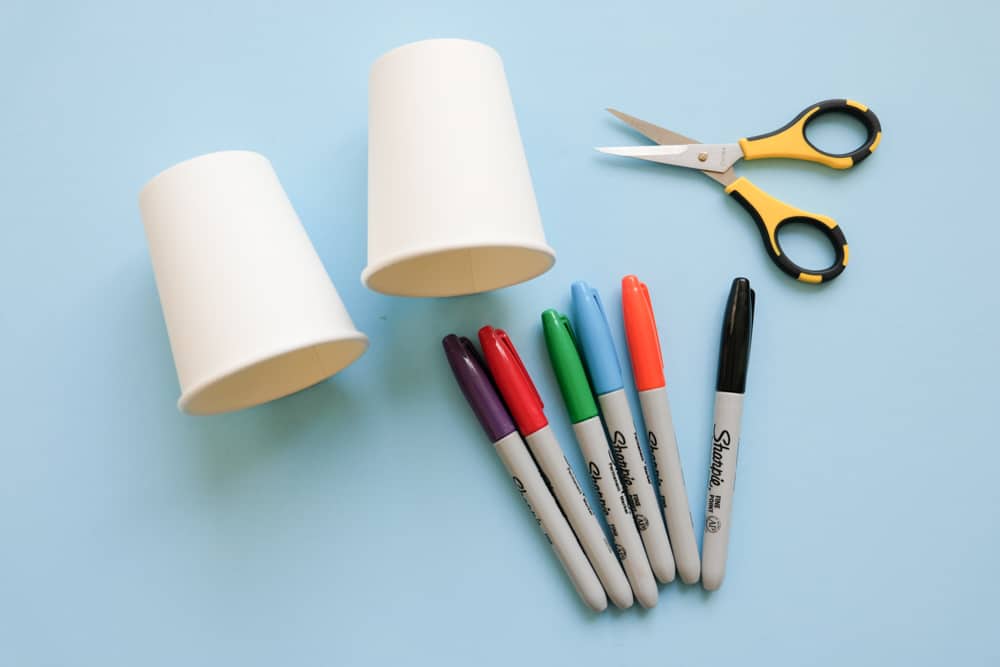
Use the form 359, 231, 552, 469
443, 335, 517, 442
570, 281, 624, 395
541, 309, 599, 424
478, 326, 548, 436
716, 277, 755, 393
621, 275, 666, 391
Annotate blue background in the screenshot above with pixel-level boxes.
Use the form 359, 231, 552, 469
2, 0, 997, 664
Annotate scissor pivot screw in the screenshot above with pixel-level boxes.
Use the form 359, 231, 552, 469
698, 152, 708, 162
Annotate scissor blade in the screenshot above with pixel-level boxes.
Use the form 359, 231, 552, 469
607, 108, 698, 146
605, 108, 736, 186
595, 143, 742, 173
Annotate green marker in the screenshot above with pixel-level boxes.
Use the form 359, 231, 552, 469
541, 310, 659, 608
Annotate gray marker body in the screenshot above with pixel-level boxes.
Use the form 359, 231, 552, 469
572, 415, 659, 608
701, 391, 744, 591
638, 386, 701, 584
524, 425, 633, 608
494, 431, 608, 611
598, 387, 676, 584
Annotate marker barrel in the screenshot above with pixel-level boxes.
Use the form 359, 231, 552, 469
701, 391, 745, 591
598, 388, 676, 584
494, 432, 608, 611
572, 416, 659, 608
524, 426, 633, 608
638, 386, 701, 584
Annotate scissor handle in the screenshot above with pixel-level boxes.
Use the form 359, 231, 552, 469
725, 177, 847, 284
738, 99, 881, 170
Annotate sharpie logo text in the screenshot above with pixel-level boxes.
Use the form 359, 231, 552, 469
588, 461, 611, 517
512, 476, 551, 544
610, 431, 635, 487
710, 427, 731, 487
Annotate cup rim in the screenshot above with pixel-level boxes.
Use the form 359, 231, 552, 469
362, 239, 555, 297
177, 331, 370, 415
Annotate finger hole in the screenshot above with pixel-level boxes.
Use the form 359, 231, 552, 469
804, 111, 870, 157
775, 221, 837, 271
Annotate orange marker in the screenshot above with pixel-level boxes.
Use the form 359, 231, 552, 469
622, 275, 701, 584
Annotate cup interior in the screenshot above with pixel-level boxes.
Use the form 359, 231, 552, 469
362, 244, 555, 297
179, 336, 369, 415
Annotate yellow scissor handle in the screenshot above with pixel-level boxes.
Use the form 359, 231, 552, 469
725, 177, 848, 284
738, 99, 882, 170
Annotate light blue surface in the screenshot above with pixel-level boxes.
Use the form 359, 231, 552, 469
1, 0, 998, 664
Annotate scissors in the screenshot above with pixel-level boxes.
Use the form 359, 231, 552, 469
597, 99, 881, 284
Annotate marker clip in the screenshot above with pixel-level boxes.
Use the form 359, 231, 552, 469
622, 275, 672, 391
459, 335, 483, 365
571, 281, 625, 394
634, 279, 663, 371
495, 328, 543, 411
556, 313, 578, 350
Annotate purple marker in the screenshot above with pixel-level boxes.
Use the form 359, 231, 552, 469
443, 335, 608, 611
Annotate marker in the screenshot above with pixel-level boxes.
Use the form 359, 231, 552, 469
701, 278, 755, 591
443, 335, 608, 611
621, 275, 701, 584
541, 311, 659, 608
479, 326, 634, 609
571, 281, 676, 584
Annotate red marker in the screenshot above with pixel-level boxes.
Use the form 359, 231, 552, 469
622, 275, 701, 584
478, 326, 546, 435
479, 326, 636, 608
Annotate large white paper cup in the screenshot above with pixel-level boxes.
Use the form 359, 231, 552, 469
364, 39, 555, 297
139, 151, 369, 415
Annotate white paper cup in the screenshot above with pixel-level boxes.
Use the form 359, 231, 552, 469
139, 151, 368, 415
364, 39, 555, 297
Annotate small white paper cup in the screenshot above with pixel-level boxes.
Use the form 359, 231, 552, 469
364, 39, 555, 297
139, 151, 368, 415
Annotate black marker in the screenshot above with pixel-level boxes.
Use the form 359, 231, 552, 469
702, 277, 755, 591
